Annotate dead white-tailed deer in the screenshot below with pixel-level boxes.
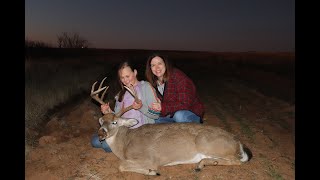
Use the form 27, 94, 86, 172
91, 77, 252, 176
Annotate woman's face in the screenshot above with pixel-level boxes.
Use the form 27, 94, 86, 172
119, 66, 137, 86
150, 56, 166, 80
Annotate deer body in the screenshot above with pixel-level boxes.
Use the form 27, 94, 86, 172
98, 116, 250, 175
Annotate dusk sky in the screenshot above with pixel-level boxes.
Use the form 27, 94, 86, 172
25, 0, 295, 52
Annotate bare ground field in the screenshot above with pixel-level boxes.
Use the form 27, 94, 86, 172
25, 54, 295, 180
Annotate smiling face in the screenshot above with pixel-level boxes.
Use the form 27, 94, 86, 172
150, 56, 166, 82
118, 66, 138, 87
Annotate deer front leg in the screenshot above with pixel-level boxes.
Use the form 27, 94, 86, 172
119, 160, 160, 176
195, 157, 242, 171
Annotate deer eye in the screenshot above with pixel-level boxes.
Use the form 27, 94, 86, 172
112, 121, 117, 125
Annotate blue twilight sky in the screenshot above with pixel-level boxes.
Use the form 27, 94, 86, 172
25, 0, 295, 52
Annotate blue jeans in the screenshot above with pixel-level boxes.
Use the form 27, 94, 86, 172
155, 110, 201, 124
91, 134, 112, 152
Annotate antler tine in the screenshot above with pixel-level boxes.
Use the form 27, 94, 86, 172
101, 86, 109, 101
115, 85, 140, 117
98, 77, 107, 89
90, 77, 108, 105
91, 82, 105, 95
124, 85, 140, 102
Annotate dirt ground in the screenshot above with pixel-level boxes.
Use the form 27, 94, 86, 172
25, 70, 295, 180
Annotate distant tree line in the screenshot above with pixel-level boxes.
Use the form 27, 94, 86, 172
26, 32, 90, 48
25, 39, 53, 48
57, 32, 89, 48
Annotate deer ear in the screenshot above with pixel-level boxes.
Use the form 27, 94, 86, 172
124, 118, 139, 127
99, 118, 104, 126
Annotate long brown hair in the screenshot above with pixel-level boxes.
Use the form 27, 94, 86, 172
117, 61, 138, 102
145, 54, 172, 87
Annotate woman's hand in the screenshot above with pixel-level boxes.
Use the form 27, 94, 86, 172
132, 100, 142, 110
152, 98, 162, 111
101, 103, 111, 114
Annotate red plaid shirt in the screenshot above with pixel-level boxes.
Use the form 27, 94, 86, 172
157, 68, 205, 118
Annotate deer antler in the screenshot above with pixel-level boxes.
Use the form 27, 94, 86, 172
91, 78, 141, 117
123, 84, 140, 102
91, 77, 109, 105
115, 84, 141, 117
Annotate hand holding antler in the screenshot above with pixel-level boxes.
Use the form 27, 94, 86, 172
91, 77, 136, 117
132, 100, 142, 110
101, 102, 113, 114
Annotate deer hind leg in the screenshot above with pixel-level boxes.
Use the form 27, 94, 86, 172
119, 160, 160, 176
195, 157, 242, 171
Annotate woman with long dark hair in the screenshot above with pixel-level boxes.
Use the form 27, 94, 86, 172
145, 54, 205, 123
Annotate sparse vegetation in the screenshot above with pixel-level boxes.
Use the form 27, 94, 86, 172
210, 87, 255, 141
25, 57, 108, 146
234, 115, 255, 141
212, 101, 232, 132
259, 153, 284, 180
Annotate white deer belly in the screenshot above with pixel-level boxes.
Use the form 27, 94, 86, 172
164, 153, 212, 166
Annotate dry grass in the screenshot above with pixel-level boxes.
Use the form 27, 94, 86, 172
25, 57, 111, 147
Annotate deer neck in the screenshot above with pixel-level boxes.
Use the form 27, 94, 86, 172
106, 127, 130, 159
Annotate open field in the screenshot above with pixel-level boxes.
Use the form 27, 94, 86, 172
25, 49, 294, 179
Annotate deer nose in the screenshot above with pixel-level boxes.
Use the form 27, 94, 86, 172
98, 135, 105, 141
